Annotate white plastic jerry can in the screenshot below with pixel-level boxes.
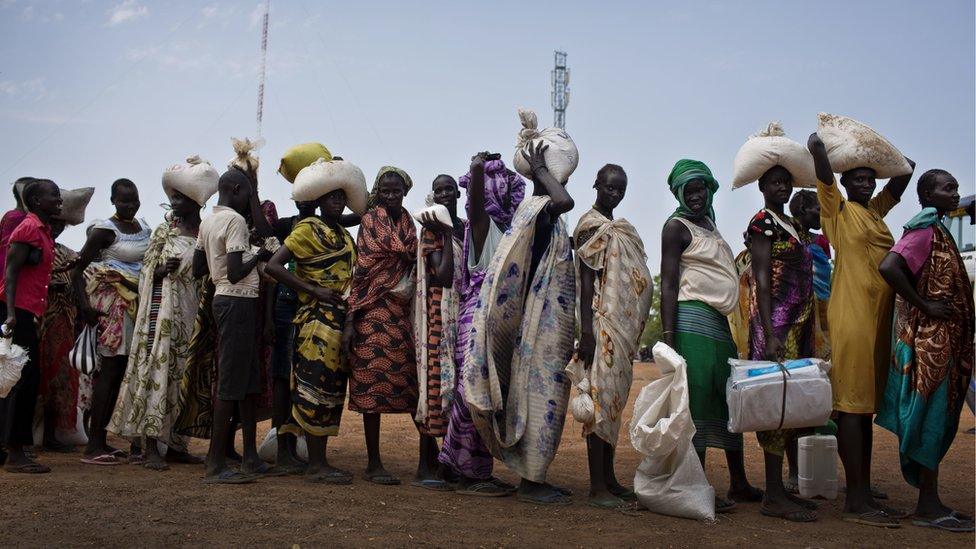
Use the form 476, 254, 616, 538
798, 434, 838, 500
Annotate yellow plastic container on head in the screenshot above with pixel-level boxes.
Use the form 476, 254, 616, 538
278, 142, 332, 183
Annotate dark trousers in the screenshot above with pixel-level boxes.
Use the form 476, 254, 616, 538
0, 304, 40, 448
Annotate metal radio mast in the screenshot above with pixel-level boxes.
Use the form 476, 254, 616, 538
551, 51, 570, 129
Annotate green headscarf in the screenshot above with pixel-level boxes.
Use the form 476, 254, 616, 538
903, 206, 945, 231
667, 158, 719, 221
368, 166, 413, 209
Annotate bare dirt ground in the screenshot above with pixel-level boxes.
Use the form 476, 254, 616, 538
1, 363, 973, 548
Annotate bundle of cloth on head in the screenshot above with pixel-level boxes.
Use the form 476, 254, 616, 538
292, 157, 368, 215
731, 122, 816, 189
458, 158, 526, 226
367, 166, 413, 209
278, 142, 333, 183
816, 113, 912, 178
668, 159, 719, 221
162, 155, 220, 207
54, 186, 95, 226
512, 107, 579, 184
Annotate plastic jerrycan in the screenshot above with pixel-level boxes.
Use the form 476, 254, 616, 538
798, 435, 838, 500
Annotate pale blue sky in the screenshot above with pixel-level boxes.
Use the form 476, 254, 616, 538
1, 0, 973, 269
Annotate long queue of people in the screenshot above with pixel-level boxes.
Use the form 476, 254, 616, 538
0, 116, 972, 533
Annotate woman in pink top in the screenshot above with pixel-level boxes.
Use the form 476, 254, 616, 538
0, 179, 62, 474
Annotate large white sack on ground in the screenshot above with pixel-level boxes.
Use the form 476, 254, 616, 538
512, 108, 578, 184
292, 158, 368, 215
817, 113, 912, 179
732, 122, 816, 189
32, 406, 88, 447
257, 427, 309, 463
162, 155, 220, 207
630, 342, 715, 522
726, 358, 832, 433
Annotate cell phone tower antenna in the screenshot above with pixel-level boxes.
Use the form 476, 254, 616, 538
551, 51, 570, 129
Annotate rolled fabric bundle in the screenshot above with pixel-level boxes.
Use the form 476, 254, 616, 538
512, 107, 579, 184
55, 186, 95, 226
278, 142, 333, 183
292, 158, 368, 215
161, 155, 219, 207
817, 113, 912, 178
732, 122, 817, 188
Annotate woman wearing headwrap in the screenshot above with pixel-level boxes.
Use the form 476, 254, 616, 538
438, 153, 524, 497
568, 164, 653, 509
807, 133, 914, 527
877, 169, 974, 533
659, 159, 761, 513
465, 142, 577, 506
73, 178, 151, 466
342, 166, 418, 486
108, 157, 218, 471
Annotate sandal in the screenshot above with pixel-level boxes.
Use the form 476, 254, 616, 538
363, 472, 401, 486
80, 453, 123, 466
4, 461, 51, 474
588, 495, 628, 509
716, 496, 736, 513
243, 463, 289, 478
912, 514, 975, 533
516, 491, 573, 506
874, 504, 910, 520
843, 510, 901, 528
760, 504, 817, 523
306, 469, 353, 485
203, 470, 256, 485
411, 478, 454, 492
143, 460, 170, 472
456, 480, 510, 497
490, 477, 518, 493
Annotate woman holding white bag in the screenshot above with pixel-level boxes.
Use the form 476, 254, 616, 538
108, 156, 219, 471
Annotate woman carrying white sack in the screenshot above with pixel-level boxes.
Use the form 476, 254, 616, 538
733, 123, 820, 522
568, 163, 653, 509
108, 156, 219, 471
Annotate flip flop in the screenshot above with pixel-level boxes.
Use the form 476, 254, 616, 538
843, 510, 901, 528
143, 460, 170, 472
306, 470, 353, 485
716, 496, 737, 514
490, 477, 518, 493
278, 463, 308, 476
4, 461, 51, 474
516, 491, 573, 506
363, 472, 401, 486
874, 504, 910, 520
411, 478, 454, 492
543, 482, 573, 497
203, 470, 256, 485
81, 453, 123, 466
456, 480, 510, 497
243, 463, 289, 478
760, 504, 817, 523
912, 515, 975, 533
611, 488, 637, 501
588, 495, 628, 509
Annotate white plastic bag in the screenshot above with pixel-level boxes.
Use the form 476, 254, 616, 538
257, 427, 309, 463
512, 108, 579, 184
0, 336, 29, 398
732, 122, 816, 188
69, 325, 98, 376
292, 158, 368, 215
817, 113, 912, 179
162, 155, 220, 207
726, 358, 832, 433
630, 342, 715, 521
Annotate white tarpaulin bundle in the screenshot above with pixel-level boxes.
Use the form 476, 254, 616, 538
816, 113, 912, 179
731, 122, 817, 189
726, 358, 832, 433
630, 342, 715, 521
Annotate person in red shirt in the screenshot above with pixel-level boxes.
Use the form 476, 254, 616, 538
0, 177, 36, 277
0, 178, 62, 474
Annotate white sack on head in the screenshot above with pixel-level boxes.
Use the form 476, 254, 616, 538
55, 186, 95, 226
817, 113, 912, 179
162, 155, 219, 207
292, 158, 368, 215
512, 107, 579, 184
732, 122, 817, 189
411, 204, 452, 228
